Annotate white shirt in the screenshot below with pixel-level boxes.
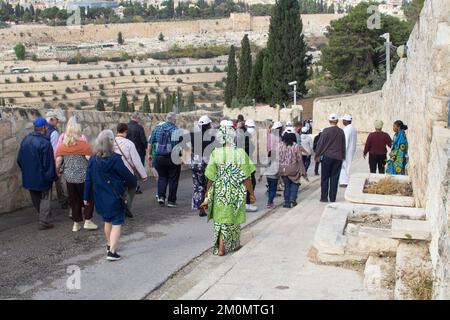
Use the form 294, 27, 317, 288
343, 124, 357, 160
300, 134, 314, 156
114, 136, 148, 179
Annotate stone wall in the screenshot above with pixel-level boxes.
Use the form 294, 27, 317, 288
313, 0, 450, 207
0, 14, 342, 46
222, 104, 303, 123
0, 107, 219, 214
312, 0, 450, 299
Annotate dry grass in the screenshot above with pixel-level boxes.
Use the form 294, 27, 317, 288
363, 177, 413, 196
401, 269, 433, 300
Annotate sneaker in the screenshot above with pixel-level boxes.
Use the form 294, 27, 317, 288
320, 199, 329, 203
136, 186, 143, 194
72, 222, 82, 232
199, 209, 207, 217
266, 203, 274, 209
106, 245, 110, 253
38, 224, 54, 231
84, 219, 98, 230
291, 201, 298, 207
282, 203, 291, 208
167, 202, 177, 208
246, 204, 258, 212
107, 251, 121, 261
158, 197, 165, 207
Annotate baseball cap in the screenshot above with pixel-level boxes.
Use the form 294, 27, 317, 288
272, 121, 283, 130
301, 126, 308, 133
33, 118, 48, 128
45, 111, 58, 119
245, 119, 256, 128
198, 115, 212, 126
342, 114, 352, 121
283, 127, 295, 134
328, 113, 338, 121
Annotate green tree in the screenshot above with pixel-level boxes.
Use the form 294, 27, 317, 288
95, 99, 105, 111
118, 91, 129, 112
247, 49, 266, 102
154, 92, 161, 113
117, 31, 124, 45
262, 0, 310, 106
224, 45, 238, 107
187, 91, 195, 110
402, 0, 425, 27
320, 2, 412, 92
140, 94, 151, 113
237, 34, 252, 101
14, 43, 25, 60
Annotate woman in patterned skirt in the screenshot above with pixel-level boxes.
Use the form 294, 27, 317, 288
387, 120, 408, 175
200, 123, 256, 256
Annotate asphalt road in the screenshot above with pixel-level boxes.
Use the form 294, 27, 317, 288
0, 169, 272, 299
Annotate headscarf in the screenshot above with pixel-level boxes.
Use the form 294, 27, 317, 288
217, 125, 236, 147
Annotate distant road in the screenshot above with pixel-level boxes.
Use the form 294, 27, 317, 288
8, 61, 227, 75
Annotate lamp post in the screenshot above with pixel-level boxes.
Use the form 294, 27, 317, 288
381, 33, 391, 81
288, 80, 297, 107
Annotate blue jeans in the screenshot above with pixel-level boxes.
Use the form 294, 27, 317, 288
267, 177, 278, 205
302, 155, 311, 172
282, 176, 300, 205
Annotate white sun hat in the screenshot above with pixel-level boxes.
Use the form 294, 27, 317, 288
328, 113, 338, 121
271, 121, 283, 130
245, 119, 256, 128
198, 115, 212, 126
342, 114, 352, 121
220, 119, 233, 127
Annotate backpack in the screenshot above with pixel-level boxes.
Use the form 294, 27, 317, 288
156, 125, 174, 156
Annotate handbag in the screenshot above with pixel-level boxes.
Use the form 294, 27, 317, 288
114, 138, 142, 179
96, 159, 133, 218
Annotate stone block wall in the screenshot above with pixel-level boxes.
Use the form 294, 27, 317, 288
313, 0, 450, 207
0, 107, 218, 214
312, 0, 450, 299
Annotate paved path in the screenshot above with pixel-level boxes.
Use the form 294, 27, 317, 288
148, 156, 389, 300
0, 169, 276, 299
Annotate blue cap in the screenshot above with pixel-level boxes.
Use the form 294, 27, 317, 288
33, 118, 48, 128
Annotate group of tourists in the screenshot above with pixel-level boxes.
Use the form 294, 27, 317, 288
17, 109, 409, 260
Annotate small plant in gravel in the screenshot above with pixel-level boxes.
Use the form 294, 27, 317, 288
168, 69, 176, 75
159, 69, 165, 75
156, 79, 160, 86
111, 80, 116, 86
177, 69, 184, 74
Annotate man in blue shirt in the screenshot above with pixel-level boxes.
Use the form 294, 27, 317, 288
149, 112, 182, 208
17, 118, 57, 230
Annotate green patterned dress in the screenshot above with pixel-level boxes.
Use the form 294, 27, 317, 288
205, 147, 256, 255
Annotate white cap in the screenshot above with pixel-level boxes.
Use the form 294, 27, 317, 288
198, 115, 212, 126
286, 121, 292, 126
283, 127, 295, 134
328, 113, 338, 121
342, 114, 352, 121
272, 121, 283, 130
220, 119, 233, 127
301, 126, 308, 133
46, 111, 58, 119
245, 119, 256, 128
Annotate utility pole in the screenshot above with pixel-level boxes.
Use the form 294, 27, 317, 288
381, 33, 391, 81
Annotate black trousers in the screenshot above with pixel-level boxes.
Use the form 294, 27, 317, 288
314, 161, 320, 175
369, 154, 386, 174
67, 182, 94, 223
320, 155, 343, 202
155, 155, 181, 203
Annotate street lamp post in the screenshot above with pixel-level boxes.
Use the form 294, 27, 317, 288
288, 80, 297, 107
381, 33, 391, 81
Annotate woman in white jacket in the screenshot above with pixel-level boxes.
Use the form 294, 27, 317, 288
114, 123, 148, 216
300, 127, 314, 172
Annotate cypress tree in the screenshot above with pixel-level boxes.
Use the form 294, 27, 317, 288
118, 91, 129, 112
141, 94, 151, 113
247, 48, 266, 102
262, 0, 310, 106
237, 34, 252, 100
187, 91, 195, 110
224, 45, 238, 108
117, 32, 124, 45
95, 99, 105, 111
154, 92, 161, 113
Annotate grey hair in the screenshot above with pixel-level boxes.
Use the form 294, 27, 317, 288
93, 129, 115, 158
166, 112, 177, 123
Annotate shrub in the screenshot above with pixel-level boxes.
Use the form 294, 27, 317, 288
52, 96, 58, 101
185, 68, 190, 74
176, 78, 183, 83
149, 87, 156, 94
133, 79, 137, 84
144, 79, 149, 83
167, 69, 176, 75
62, 94, 67, 99
177, 69, 184, 74
156, 79, 160, 86
130, 70, 135, 76
132, 95, 138, 102
140, 69, 145, 75
41, 98, 46, 102
52, 90, 57, 94
75, 103, 82, 110
213, 66, 221, 72
16, 77, 23, 83
58, 103, 67, 110
65, 87, 73, 93
150, 70, 155, 75
204, 67, 210, 72
196, 67, 201, 72
88, 74, 93, 79
135, 89, 140, 95
41, 76, 47, 82
110, 80, 116, 86
99, 90, 106, 96
37, 91, 45, 97
97, 73, 102, 78
80, 100, 88, 106
28, 76, 34, 82
82, 85, 89, 91
214, 81, 223, 88
109, 71, 115, 77
8, 98, 15, 103
77, 73, 81, 79
159, 69, 165, 75
64, 74, 70, 80
99, 84, 105, 90
52, 74, 59, 81
203, 83, 209, 88
23, 91, 32, 97
119, 71, 124, 76
5, 78, 10, 83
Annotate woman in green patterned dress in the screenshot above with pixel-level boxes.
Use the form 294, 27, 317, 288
200, 123, 256, 256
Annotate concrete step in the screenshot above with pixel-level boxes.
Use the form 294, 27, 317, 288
391, 219, 431, 241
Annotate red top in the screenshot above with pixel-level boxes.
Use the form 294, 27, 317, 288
364, 131, 392, 156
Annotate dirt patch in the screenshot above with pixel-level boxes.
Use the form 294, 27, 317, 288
363, 177, 413, 197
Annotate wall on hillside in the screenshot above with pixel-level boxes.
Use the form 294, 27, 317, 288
312, 0, 450, 299
0, 14, 342, 46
